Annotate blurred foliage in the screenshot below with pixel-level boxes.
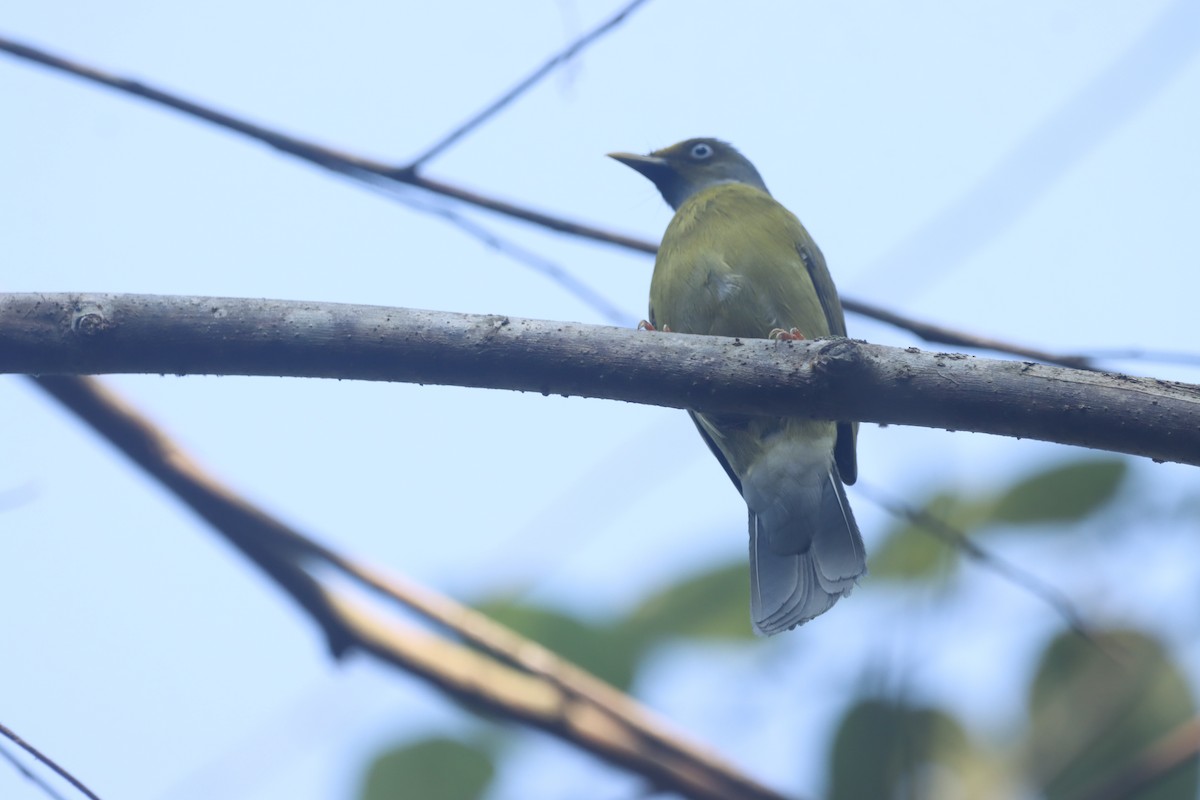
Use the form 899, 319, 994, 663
992, 459, 1129, 525
472, 600, 644, 690
360, 456, 1199, 800
475, 562, 754, 692
623, 560, 754, 642
1028, 630, 1197, 800
870, 457, 1129, 581
829, 698, 993, 800
870, 490, 998, 579
360, 737, 493, 800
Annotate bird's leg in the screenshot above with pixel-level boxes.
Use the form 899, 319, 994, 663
637, 320, 672, 332
769, 327, 805, 341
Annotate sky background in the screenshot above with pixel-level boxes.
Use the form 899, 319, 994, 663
3, 1, 1200, 798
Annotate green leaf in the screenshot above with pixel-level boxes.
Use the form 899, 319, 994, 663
870, 459, 1131, 584
474, 600, 643, 690
869, 493, 996, 581
1027, 629, 1197, 800
828, 698, 989, 800
360, 737, 493, 800
623, 560, 755, 640
869, 524, 955, 581
990, 458, 1128, 525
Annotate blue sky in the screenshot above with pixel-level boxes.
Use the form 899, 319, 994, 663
3, 2, 1200, 798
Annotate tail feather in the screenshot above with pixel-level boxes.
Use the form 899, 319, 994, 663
811, 470, 866, 591
749, 466, 865, 635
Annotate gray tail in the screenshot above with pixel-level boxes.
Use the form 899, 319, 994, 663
749, 467, 865, 635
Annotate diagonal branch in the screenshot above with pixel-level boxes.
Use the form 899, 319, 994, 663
406, 0, 653, 169
0, 35, 1125, 370
4, 293, 1200, 466
0, 36, 649, 252
853, 481, 1094, 641
0, 744, 71, 800
0, 721, 102, 800
841, 297, 1096, 370
29, 373, 789, 800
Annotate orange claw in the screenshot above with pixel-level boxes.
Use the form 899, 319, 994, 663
637, 321, 672, 332
769, 327, 805, 341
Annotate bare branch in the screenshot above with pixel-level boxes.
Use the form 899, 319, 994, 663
0, 35, 1153, 370
28, 374, 789, 800
853, 481, 1094, 641
406, 0, 653, 169
0, 745, 71, 800
4, 292, 1199, 466
1075, 348, 1200, 369
0, 721, 102, 800
841, 297, 1097, 371
0, 36, 649, 253
377, 188, 637, 326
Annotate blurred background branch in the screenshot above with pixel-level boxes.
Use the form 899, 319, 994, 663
0, 722, 100, 800
29, 373, 786, 800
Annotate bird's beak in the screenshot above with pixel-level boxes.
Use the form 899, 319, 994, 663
607, 151, 669, 179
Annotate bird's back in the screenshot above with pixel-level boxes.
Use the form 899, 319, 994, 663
650, 183, 835, 341
648, 181, 865, 634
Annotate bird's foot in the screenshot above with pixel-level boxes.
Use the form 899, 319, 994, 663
769, 327, 805, 341
637, 320, 671, 332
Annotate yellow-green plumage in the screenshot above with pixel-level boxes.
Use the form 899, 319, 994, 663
610, 138, 865, 634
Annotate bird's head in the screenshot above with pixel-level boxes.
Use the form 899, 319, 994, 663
608, 138, 769, 210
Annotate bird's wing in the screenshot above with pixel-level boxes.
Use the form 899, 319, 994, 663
796, 236, 858, 485
652, 294, 745, 494
688, 410, 743, 494
796, 241, 846, 338
739, 209, 859, 486
653, 185, 858, 485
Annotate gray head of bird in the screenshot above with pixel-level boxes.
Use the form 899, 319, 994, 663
608, 137, 770, 210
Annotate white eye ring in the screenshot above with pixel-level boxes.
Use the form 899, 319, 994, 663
689, 142, 713, 160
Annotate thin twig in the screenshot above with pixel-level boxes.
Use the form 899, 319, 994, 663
0, 34, 1159, 371
27, 374, 788, 800
0, 36, 649, 253
854, 481, 1095, 642
405, 0, 653, 169
1075, 348, 1200, 368
0, 722, 102, 800
842, 297, 1097, 371
354, 172, 637, 325
0, 745, 71, 800
424, 204, 638, 326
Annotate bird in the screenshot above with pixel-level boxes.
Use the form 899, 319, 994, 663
609, 138, 865, 635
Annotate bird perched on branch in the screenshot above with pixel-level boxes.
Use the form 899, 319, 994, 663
609, 138, 865, 635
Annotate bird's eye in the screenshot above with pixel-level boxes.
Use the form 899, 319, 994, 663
689, 142, 713, 160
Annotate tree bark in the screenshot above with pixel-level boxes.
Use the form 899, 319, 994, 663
4, 292, 1198, 466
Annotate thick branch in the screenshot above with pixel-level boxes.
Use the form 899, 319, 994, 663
4, 292, 1199, 466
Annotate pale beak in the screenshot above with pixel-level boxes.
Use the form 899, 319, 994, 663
607, 151, 670, 180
